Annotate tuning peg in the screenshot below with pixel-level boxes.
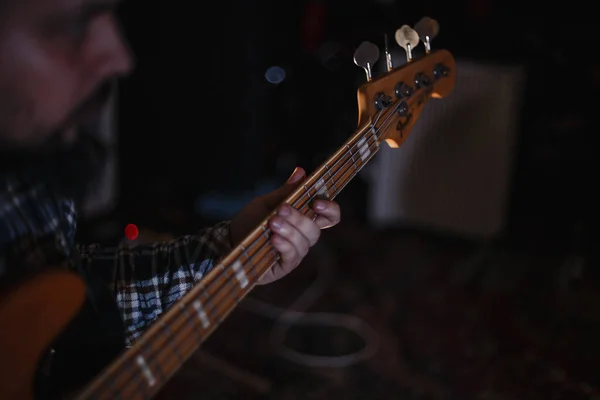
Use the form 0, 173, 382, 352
395, 25, 420, 62
414, 17, 439, 53
384, 34, 393, 71
353, 41, 380, 81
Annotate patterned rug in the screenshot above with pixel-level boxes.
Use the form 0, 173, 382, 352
154, 223, 600, 399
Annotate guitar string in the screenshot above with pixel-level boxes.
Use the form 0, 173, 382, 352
90, 97, 405, 398
93, 100, 399, 399
90, 134, 381, 399
89, 95, 400, 399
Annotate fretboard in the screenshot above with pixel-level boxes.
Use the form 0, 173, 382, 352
74, 123, 380, 399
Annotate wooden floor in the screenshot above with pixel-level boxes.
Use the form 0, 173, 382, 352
151, 219, 600, 400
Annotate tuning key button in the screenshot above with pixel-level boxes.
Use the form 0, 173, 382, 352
394, 82, 413, 99
397, 101, 409, 116
414, 73, 431, 88
374, 92, 394, 110
433, 63, 450, 79
414, 17, 440, 53
353, 41, 380, 81
395, 25, 420, 62
396, 101, 412, 132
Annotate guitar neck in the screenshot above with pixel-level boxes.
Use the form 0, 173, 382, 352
75, 123, 380, 399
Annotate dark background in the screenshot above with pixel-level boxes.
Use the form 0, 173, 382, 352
113, 1, 596, 251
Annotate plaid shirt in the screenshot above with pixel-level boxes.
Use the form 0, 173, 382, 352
0, 172, 232, 345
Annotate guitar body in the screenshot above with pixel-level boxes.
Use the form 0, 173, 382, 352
0, 269, 87, 400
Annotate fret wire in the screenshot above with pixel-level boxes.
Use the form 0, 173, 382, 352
260, 224, 270, 245
289, 125, 377, 211
199, 281, 217, 322
333, 163, 357, 197
156, 310, 199, 379
240, 243, 267, 290
324, 164, 337, 193
245, 231, 262, 253
180, 302, 198, 337
327, 148, 349, 177
302, 184, 310, 200
346, 143, 359, 171
198, 263, 241, 328
228, 256, 241, 303
242, 244, 260, 281
104, 353, 138, 400
147, 344, 164, 382
315, 135, 377, 202
163, 323, 184, 363
331, 139, 378, 198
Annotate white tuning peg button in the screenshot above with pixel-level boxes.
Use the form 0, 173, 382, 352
353, 41, 380, 81
395, 25, 420, 62
414, 17, 439, 53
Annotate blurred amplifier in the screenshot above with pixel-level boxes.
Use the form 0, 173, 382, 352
364, 59, 526, 239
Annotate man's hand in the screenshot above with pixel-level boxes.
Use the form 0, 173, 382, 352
229, 167, 341, 285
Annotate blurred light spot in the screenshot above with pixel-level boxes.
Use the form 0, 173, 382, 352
265, 66, 286, 84
125, 223, 139, 240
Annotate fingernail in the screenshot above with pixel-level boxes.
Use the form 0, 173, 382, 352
278, 204, 291, 216
271, 218, 283, 231
313, 201, 326, 211
286, 167, 303, 184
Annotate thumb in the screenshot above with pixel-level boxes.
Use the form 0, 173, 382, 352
284, 166, 306, 186
262, 167, 306, 208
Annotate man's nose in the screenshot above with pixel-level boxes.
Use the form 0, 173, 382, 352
87, 15, 135, 80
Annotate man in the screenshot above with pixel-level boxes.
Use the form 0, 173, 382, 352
0, 0, 341, 395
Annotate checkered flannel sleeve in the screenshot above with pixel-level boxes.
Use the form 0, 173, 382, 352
76, 221, 232, 345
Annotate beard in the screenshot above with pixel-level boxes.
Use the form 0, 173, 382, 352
0, 123, 109, 203
0, 82, 114, 203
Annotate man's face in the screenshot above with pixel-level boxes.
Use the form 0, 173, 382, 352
0, 0, 133, 153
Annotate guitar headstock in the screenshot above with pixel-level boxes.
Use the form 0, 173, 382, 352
353, 17, 455, 148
